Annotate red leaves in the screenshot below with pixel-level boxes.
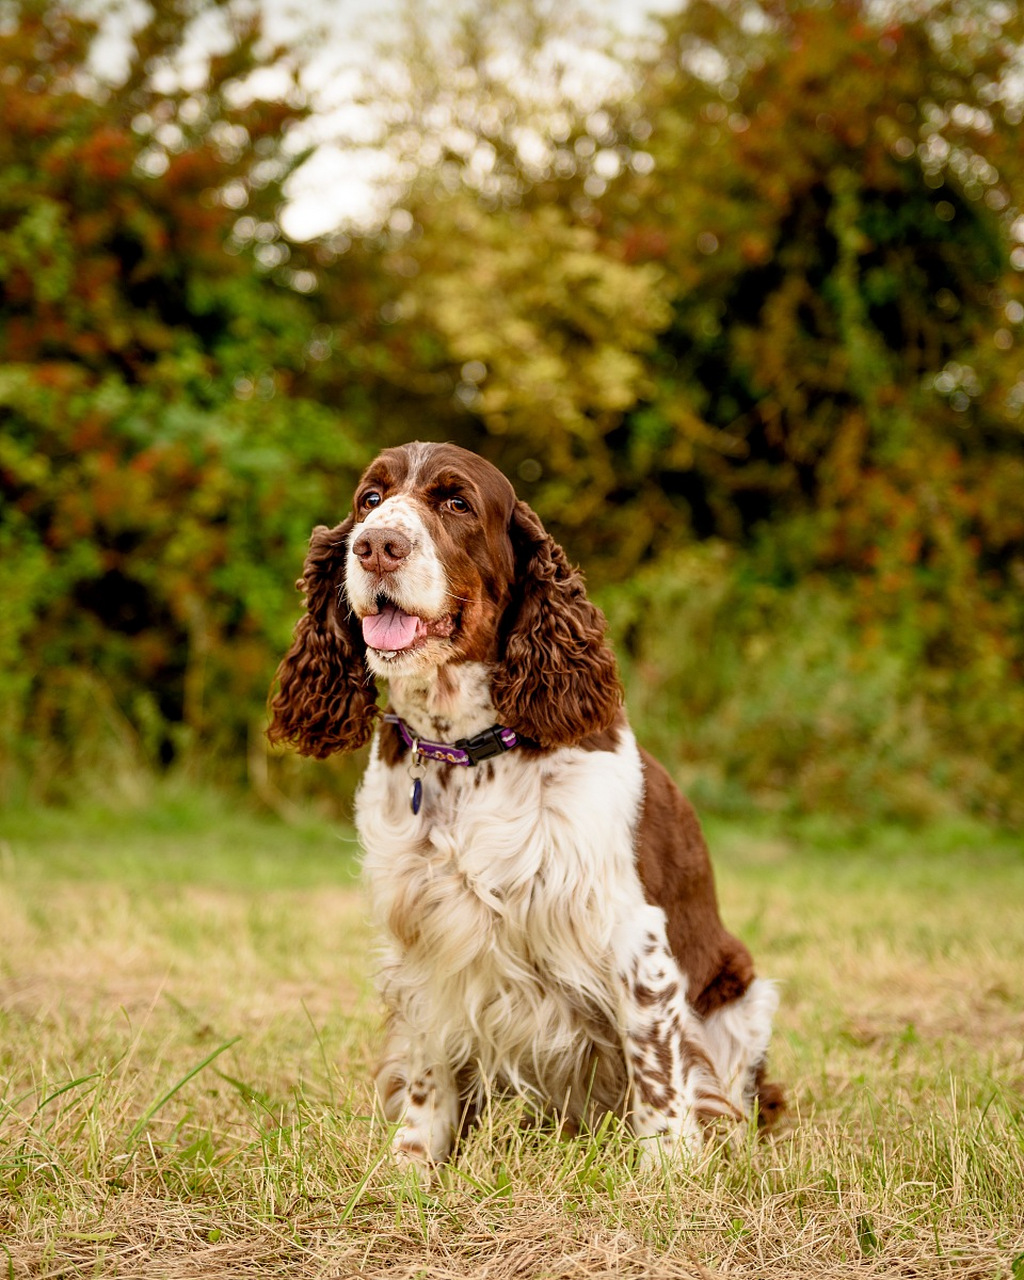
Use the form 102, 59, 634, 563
620, 226, 671, 264
75, 127, 135, 183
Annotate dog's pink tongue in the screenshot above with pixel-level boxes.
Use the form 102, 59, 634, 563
362, 604, 420, 651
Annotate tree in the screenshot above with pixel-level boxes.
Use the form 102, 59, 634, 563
341, 0, 1024, 819
0, 1, 363, 794
308, 0, 675, 563
603, 0, 1024, 819
615, 0, 1023, 550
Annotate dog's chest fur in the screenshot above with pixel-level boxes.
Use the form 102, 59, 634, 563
355, 664, 652, 1109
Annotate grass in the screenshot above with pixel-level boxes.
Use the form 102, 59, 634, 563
1, 789, 1022, 1278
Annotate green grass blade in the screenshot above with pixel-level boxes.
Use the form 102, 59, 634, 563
126, 1039, 240, 1149
31, 1073, 102, 1119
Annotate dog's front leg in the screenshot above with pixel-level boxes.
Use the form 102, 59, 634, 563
375, 1022, 459, 1171
615, 907, 740, 1167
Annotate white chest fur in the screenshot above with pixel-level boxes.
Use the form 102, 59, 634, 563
355, 666, 650, 1109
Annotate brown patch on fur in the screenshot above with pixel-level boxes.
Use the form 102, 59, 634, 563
694, 954, 756, 1019
651, 1034, 674, 1084
395, 1138, 428, 1158
354, 447, 416, 507
635, 749, 756, 1014
635, 1077, 671, 1112
491, 501, 623, 748
378, 716, 409, 766
753, 1061, 786, 1129
266, 518, 379, 757
696, 1093, 745, 1125
631, 1027, 673, 1110
577, 709, 625, 753
685, 1040, 722, 1084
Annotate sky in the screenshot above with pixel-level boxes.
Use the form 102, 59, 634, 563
266, 0, 684, 238
88, 0, 683, 240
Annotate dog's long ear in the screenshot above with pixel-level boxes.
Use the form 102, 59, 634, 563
267, 517, 377, 758
491, 500, 622, 748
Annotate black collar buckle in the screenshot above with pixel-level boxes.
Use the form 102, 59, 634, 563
456, 726, 512, 765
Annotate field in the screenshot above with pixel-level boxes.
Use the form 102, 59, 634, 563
1, 791, 1022, 1279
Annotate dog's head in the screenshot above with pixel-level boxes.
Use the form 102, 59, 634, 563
267, 442, 621, 755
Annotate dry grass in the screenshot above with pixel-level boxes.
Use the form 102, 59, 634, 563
1, 797, 1022, 1279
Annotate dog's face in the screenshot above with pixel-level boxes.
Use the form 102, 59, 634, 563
268, 441, 622, 755
344, 442, 518, 679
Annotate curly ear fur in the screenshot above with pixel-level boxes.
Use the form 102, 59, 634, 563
267, 518, 378, 758
491, 501, 623, 748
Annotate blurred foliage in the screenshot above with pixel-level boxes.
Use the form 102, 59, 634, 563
1, 0, 1023, 824
0, 0, 363, 799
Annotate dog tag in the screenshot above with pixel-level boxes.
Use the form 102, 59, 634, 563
410, 777, 423, 815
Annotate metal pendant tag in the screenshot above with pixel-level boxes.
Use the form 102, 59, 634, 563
408, 744, 425, 815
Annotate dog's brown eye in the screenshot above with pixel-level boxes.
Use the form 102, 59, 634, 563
446, 496, 471, 514
362, 491, 382, 509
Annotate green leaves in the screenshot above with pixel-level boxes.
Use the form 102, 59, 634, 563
0, 3, 356, 791
2, 0, 1022, 819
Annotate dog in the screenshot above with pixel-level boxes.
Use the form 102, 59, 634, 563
268, 441, 782, 1169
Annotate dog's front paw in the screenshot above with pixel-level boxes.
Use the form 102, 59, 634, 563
391, 1128, 438, 1183
634, 1118, 704, 1173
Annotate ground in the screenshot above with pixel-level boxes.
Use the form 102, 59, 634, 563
1, 791, 1022, 1279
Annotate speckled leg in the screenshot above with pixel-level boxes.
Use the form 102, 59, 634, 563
616, 908, 740, 1167
375, 1024, 459, 1171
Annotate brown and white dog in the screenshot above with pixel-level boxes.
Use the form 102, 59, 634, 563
268, 441, 783, 1170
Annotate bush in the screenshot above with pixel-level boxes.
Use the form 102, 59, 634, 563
603, 542, 1024, 826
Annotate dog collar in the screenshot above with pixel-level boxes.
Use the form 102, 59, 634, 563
383, 713, 519, 766
382, 713, 520, 815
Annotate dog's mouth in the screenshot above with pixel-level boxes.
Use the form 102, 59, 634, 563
361, 596, 455, 658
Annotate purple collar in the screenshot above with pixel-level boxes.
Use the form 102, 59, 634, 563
383, 713, 519, 766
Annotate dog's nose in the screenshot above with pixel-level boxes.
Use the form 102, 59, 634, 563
352, 527, 412, 575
